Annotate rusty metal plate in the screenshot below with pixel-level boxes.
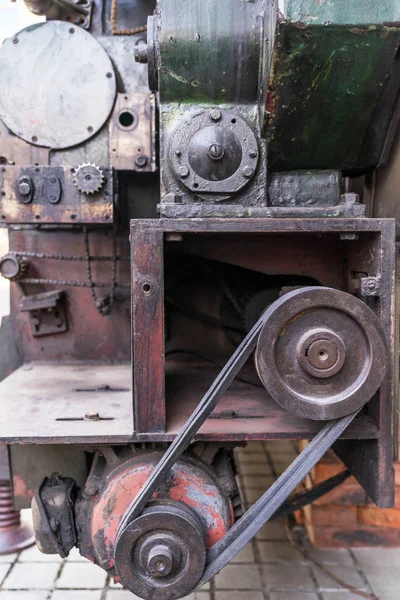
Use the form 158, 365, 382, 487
0, 121, 49, 168
109, 93, 156, 172
0, 165, 114, 224
0, 21, 116, 150
0, 363, 133, 442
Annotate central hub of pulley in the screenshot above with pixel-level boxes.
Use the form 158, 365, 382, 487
115, 502, 207, 600
297, 328, 346, 378
141, 538, 180, 578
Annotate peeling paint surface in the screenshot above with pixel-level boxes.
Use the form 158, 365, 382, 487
89, 454, 233, 570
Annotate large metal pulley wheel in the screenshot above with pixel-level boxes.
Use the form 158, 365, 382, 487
114, 501, 207, 600
255, 287, 388, 420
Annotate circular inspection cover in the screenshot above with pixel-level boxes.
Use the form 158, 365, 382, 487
0, 21, 117, 149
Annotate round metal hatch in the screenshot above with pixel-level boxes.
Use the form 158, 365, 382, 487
0, 21, 117, 150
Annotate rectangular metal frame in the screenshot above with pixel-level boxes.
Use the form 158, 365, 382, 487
131, 217, 396, 506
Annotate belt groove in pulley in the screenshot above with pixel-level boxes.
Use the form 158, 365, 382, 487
255, 287, 387, 420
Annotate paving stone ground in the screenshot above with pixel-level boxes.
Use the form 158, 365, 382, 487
0, 229, 399, 599
0, 441, 397, 600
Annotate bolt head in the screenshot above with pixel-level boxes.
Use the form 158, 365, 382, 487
18, 181, 31, 196
134, 44, 148, 64
339, 193, 360, 205
242, 166, 254, 178
146, 544, 175, 578
178, 166, 189, 178
210, 109, 222, 122
207, 143, 225, 161
249, 150, 257, 158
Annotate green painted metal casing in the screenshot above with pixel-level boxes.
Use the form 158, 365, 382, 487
267, 1, 400, 172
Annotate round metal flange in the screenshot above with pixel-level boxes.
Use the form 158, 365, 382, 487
255, 287, 388, 420
170, 109, 259, 197
0, 21, 116, 149
114, 502, 207, 600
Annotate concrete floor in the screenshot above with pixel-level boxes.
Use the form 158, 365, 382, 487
0, 229, 399, 599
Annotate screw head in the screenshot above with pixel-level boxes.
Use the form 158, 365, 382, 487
135, 154, 148, 168
178, 166, 189, 178
242, 166, 254, 178
210, 109, 222, 122
249, 150, 257, 158
84, 412, 100, 421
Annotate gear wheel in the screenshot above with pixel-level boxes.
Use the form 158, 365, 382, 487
73, 164, 104, 195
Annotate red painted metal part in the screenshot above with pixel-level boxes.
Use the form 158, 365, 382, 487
85, 453, 234, 571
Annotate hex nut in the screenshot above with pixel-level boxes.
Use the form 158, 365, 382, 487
242, 166, 254, 178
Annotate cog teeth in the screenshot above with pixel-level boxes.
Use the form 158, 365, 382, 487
73, 163, 104, 195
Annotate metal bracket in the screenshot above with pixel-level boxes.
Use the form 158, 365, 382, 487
0, 165, 114, 224
109, 93, 156, 172
20, 290, 68, 337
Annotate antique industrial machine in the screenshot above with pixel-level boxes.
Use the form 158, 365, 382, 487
0, 0, 399, 597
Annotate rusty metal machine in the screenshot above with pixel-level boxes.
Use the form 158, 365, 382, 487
0, 0, 399, 597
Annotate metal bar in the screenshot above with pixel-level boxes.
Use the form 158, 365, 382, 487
131, 227, 165, 434
17, 278, 129, 289
8, 251, 129, 262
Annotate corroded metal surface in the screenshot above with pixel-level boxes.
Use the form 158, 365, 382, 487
0, 165, 114, 224
115, 502, 206, 600
0, 21, 116, 149
74, 449, 234, 597
255, 287, 388, 420
267, 19, 400, 171
156, 0, 275, 105
109, 93, 156, 172
84, 453, 233, 561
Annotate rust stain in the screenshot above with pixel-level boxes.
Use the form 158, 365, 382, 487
12, 475, 33, 499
